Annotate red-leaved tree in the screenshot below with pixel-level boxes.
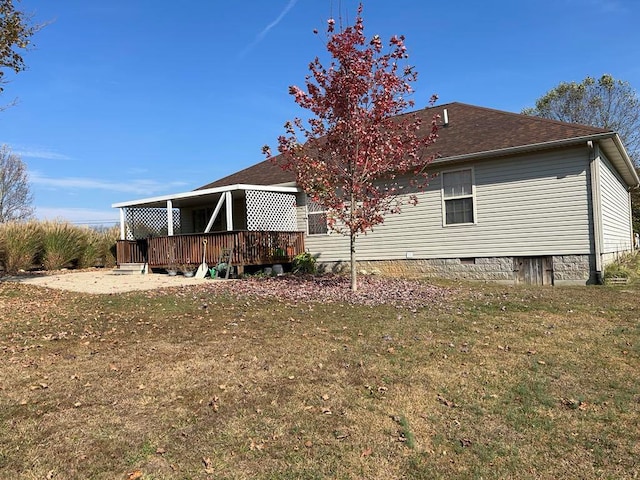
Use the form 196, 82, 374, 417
263, 4, 438, 291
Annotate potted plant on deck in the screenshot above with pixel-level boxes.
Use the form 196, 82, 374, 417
166, 251, 179, 276
180, 260, 195, 277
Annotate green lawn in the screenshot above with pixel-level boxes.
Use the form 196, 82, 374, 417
0, 278, 638, 479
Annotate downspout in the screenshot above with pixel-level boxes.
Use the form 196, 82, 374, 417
588, 141, 604, 284
627, 188, 636, 251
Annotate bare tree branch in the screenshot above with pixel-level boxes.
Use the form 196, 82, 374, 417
0, 144, 34, 222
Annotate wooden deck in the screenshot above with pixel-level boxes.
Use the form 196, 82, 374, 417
116, 231, 305, 274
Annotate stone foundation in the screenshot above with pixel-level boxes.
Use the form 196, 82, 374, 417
552, 255, 593, 285
321, 254, 595, 285
322, 257, 514, 282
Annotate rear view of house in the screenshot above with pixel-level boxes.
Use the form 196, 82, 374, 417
113, 103, 639, 285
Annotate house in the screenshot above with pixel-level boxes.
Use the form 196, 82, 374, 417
112, 102, 639, 285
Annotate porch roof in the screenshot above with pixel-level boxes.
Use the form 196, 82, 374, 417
111, 183, 301, 209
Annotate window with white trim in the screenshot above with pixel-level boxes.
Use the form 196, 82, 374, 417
442, 168, 475, 225
307, 198, 328, 235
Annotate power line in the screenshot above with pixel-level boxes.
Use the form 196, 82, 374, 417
67, 220, 119, 225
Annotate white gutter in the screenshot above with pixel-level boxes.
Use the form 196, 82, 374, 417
112, 183, 301, 209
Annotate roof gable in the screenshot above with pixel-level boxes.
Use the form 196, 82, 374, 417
197, 157, 295, 190
197, 102, 618, 190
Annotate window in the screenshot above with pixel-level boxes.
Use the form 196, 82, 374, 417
442, 168, 475, 225
307, 198, 328, 235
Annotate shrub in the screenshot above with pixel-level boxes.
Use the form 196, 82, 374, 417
0, 220, 42, 274
292, 251, 317, 274
604, 252, 640, 283
604, 262, 630, 279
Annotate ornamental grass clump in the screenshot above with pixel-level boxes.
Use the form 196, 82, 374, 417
0, 220, 42, 274
41, 221, 86, 270
97, 225, 119, 268
78, 225, 118, 268
77, 227, 100, 269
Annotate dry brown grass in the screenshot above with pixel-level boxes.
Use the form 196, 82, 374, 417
1, 279, 639, 479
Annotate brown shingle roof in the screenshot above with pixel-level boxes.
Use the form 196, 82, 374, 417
196, 156, 295, 190
196, 102, 611, 190
420, 102, 609, 158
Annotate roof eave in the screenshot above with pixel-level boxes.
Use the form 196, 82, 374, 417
112, 183, 301, 209
605, 134, 640, 187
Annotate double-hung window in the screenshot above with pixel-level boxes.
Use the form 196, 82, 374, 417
307, 198, 328, 235
442, 168, 475, 225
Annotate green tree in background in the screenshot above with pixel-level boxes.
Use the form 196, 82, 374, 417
1, 0, 39, 107
523, 74, 640, 164
524, 74, 640, 235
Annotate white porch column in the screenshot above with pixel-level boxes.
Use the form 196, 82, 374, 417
119, 208, 126, 240
167, 200, 174, 236
225, 191, 233, 230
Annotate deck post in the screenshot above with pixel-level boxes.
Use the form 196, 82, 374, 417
119, 208, 126, 240
225, 191, 233, 230
167, 200, 174, 236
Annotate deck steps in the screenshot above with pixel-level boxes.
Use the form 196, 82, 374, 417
113, 263, 147, 275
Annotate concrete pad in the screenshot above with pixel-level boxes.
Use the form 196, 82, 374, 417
1, 270, 212, 294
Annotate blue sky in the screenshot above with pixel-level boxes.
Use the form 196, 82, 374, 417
1, 0, 639, 225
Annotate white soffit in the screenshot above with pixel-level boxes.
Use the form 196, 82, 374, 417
112, 183, 300, 209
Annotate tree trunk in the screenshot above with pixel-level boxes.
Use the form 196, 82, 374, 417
350, 232, 357, 292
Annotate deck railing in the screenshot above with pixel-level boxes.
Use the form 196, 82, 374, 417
116, 239, 147, 264
117, 231, 305, 272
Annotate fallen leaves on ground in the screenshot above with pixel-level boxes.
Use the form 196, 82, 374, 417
194, 274, 452, 308
436, 394, 459, 408
202, 457, 214, 474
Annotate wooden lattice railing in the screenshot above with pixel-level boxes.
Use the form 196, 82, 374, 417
116, 231, 305, 271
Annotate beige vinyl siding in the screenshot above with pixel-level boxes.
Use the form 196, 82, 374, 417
599, 153, 632, 253
296, 205, 308, 232
302, 147, 593, 262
